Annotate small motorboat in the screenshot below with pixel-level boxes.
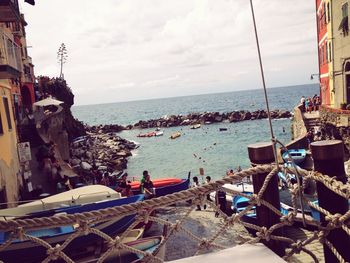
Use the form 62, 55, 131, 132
137, 131, 156, 138
204, 121, 212, 125
155, 131, 164, 136
170, 132, 181, 139
219, 127, 228, 131
190, 124, 201, 129
130, 175, 191, 196
282, 149, 306, 164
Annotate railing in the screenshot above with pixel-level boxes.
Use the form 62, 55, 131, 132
0, 27, 22, 72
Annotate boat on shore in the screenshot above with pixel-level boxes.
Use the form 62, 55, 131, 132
137, 131, 156, 138
0, 185, 122, 219
129, 175, 190, 196
155, 131, 164, 136
282, 149, 306, 164
170, 132, 181, 139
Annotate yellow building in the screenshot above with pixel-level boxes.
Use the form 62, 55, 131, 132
0, 1, 24, 205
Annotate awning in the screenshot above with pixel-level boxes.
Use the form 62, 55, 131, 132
338, 16, 348, 31
33, 97, 64, 107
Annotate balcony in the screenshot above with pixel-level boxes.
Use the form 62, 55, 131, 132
0, 28, 22, 79
0, 0, 20, 22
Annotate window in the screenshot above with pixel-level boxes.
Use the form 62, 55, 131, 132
342, 3, 348, 18
326, 42, 329, 63
328, 41, 332, 62
327, 2, 331, 23
3, 97, 12, 130
0, 112, 3, 135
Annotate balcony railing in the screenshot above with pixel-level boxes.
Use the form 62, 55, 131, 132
0, 27, 22, 79
0, 0, 20, 22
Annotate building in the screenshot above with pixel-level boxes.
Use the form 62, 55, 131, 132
316, 0, 333, 107
331, 0, 350, 109
0, 0, 34, 205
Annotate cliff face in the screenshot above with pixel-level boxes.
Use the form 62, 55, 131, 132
38, 77, 86, 141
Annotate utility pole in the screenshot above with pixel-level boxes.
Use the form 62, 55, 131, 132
57, 43, 68, 79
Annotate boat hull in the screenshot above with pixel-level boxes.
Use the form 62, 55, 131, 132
0, 195, 144, 263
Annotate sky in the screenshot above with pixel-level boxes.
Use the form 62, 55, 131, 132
21, 0, 319, 106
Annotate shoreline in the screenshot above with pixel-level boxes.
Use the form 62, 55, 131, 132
86, 109, 292, 133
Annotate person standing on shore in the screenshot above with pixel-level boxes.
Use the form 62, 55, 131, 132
204, 176, 212, 210
300, 96, 306, 112
192, 176, 202, 211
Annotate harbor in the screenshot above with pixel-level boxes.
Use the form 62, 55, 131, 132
0, 0, 349, 263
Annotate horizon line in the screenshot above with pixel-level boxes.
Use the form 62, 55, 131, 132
73, 83, 319, 107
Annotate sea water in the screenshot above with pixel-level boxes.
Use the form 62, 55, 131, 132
72, 84, 318, 181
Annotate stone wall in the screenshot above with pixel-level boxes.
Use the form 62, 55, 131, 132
319, 106, 350, 155
291, 105, 307, 140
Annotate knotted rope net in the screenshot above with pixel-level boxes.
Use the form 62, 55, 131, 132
0, 164, 349, 263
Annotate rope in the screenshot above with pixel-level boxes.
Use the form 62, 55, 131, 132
0, 165, 348, 263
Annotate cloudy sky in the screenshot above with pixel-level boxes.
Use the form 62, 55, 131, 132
21, 0, 318, 105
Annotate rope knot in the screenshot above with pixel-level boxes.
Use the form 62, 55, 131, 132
256, 227, 270, 241
281, 212, 295, 225
47, 244, 62, 260
77, 221, 90, 235
226, 215, 239, 226
198, 238, 211, 250
249, 194, 261, 206
137, 209, 150, 224
290, 184, 300, 196
108, 236, 121, 249
326, 213, 343, 228
291, 240, 303, 254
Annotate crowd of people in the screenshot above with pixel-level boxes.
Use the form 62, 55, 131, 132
300, 94, 321, 113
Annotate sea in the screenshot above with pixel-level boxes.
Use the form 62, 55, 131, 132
72, 84, 318, 181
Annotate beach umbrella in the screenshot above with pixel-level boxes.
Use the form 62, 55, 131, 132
33, 97, 64, 107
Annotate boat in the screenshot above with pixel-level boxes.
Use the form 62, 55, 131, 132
155, 131, 164, 136
130, 175, 190, 196
190, 124, 201, 129
170, 132, 181, 139
0, 185, 122, 219
219, 127, 228, 131
282, 149, 306, 164
0, 194, 145, 263
204, 121, 212, 125
210, 182, 254, 205
277, 163, 298, 188
137, 131, 156, 138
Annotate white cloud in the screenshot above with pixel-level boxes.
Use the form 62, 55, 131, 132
22, 0, 318, 105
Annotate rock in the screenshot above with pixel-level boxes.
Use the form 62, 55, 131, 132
81, 161, 92, 170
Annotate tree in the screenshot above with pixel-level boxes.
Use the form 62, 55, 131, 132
57, 43, 68, 79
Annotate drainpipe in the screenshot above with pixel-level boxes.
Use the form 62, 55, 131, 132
331, 0, 336, 107
316, 1, 322, 101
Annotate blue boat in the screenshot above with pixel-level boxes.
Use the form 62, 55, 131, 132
282, 149, 306, 164
0, 194, 144, 263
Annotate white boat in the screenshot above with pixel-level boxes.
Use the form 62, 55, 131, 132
210, 182, 254, 203
190, 124, 201, 129
155, 131, 164, 136
0, 185, 122, 219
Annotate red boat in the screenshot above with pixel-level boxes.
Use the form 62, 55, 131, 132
129, 175, 190, 196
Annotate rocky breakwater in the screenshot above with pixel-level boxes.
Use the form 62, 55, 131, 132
130, 109, 291, 129
69, 131, 137, 177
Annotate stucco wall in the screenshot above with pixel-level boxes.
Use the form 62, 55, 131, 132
0, 84, 20, 204
291, 105, 307, 140
332, 0, 350, 107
